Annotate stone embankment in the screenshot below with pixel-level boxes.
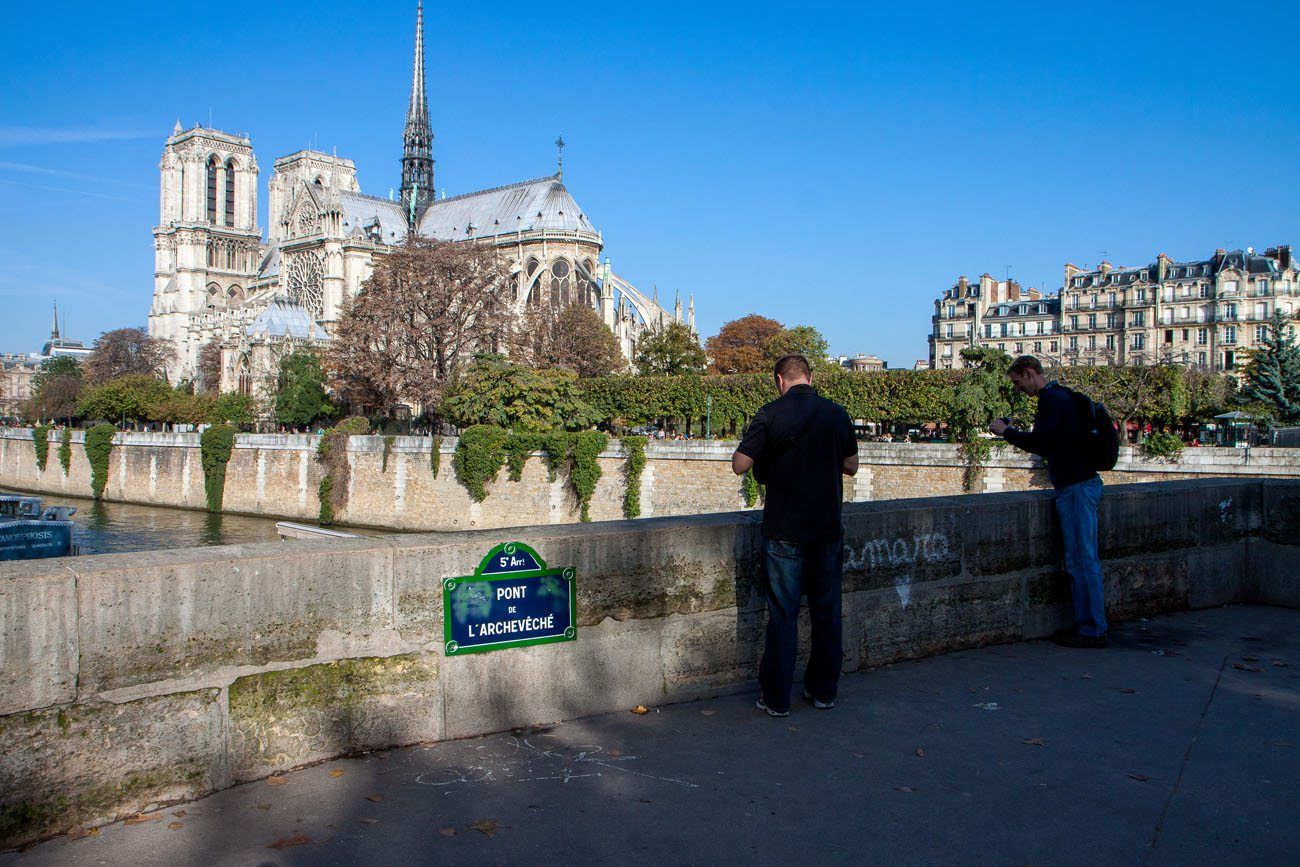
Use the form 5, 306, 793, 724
1, 477, 1297, 846
2, 427, 1297, 530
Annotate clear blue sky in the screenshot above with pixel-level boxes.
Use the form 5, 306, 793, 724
2, 1, 1297, 368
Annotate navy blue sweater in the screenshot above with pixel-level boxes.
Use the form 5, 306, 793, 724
1002, 381, 1098, 489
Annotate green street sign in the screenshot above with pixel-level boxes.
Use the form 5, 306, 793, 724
443, 542, 577, 656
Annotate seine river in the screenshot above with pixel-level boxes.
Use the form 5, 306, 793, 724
2, 488, 385, 557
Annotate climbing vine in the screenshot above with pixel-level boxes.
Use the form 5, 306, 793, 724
620, 436, 647, 519
32, 424, 52, 472
58, 427, 72, 475
430, 435, 442, 478
452, 425, 510, 502
503, 432, 547, 482
960, 437, 992, 492
83, 424, 116, 500
200, 424, 236, 512
569, 431, 607, 522
381, 435, 395, 473
742, 468, 764, 508
316, 415, 370, 524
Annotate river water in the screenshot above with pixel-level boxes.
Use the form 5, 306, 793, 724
2, 488, 384, 557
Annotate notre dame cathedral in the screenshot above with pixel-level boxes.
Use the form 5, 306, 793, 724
147, 1, 693, 396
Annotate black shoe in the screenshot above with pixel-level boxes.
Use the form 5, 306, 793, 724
1053, 630, 1108, 648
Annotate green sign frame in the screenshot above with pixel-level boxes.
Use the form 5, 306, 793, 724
442, 542, 577, 656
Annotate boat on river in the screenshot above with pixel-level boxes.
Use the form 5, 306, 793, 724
0, 494, 77, 560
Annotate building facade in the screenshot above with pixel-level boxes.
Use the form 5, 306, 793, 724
929, 246, 1299, 372
147, 1, 691, 399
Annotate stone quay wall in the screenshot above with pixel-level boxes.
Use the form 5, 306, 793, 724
2, 478, 1299, 846
2, 428, 1298, 531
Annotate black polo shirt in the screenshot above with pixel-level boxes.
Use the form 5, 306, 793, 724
736, 384, 857, 544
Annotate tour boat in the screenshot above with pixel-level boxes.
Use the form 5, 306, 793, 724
0, 494, 77, 560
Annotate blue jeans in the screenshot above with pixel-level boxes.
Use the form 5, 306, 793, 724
1054, 477, 1108, 637
759, 537, 844, 712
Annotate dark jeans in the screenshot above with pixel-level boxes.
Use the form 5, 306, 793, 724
759, 536, 844, 712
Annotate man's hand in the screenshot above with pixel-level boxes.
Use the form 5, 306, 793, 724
989, 418, 1009, 436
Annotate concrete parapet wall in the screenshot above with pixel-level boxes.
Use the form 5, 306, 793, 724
2, 428, 1298, 530
2, 478, 1298, 846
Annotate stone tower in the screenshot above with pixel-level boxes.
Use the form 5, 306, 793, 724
398, 0, 434, 227
148, 124, 261, 382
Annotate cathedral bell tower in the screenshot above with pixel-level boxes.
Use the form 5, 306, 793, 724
149, 124, 261, 383
399, 1, 435, 228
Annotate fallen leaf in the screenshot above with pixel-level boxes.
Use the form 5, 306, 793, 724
124, 813, 162, 826
256, 803, 272, 811
893, 786, 914, 793
1119, 687, 1137, 694
329, 769, 345, 778
787, 726, 799, 732
438, 827, 457, 838
266, 775, 287, 787
631, 705, 649, 715
1272, 660, 1289, 668
1081, 673, 1094, 679
173, 810, 187, 818
66, 827, 100, 840
852, 752, 865, 758
915, 747, 925, 758
365, 794, 384, 803
700, 709, 715, 716
606, 748, 621, 757
266, 832, 311, 849
1242, 655, 1260, 662
471, 819, 498, 838
360, 818, 380, 825
967, 687, 977, 694
167, 822, 183, 831
1023, 737, 1046, 747
1127, 773, 1150, 782
1233, 663, 1264, 673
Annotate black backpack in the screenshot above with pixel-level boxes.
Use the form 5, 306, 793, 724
1066, 388, 1120, 471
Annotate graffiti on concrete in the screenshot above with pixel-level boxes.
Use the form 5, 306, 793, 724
843, 532, 951, 572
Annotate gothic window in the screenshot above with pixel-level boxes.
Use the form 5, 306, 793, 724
207, 283, 221, 307
549, 259, 571, 306
224, 159, 237, 227
237, 356, 252, 395
206, 157, 219, 224
295, 206, 317, 237
286, 252, 325, 314
227, 285, 243, 304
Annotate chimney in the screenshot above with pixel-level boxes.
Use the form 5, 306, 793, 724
1098, 260, 1112, 278
1213, 249, 1226, 272
958, 275, 969, 296
1008, 279, 1022, 301
1157, 252, 1170, 282
1265, 245, 1292, 270
1064, 262, 1080, 289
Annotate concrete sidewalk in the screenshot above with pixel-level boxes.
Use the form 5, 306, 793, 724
6, 605, 1297, 866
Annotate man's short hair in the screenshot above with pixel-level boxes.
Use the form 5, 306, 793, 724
773, 354, 812, 382
1008, 355, 1043, 376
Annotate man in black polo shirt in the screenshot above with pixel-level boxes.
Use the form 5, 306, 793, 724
732, 354, 858, 716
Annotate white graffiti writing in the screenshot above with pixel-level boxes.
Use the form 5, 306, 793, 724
843, 532, 951, 571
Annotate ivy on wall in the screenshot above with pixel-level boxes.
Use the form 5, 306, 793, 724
316, 416, 370, 524
569, 431, 607, 522
32, 424, 52, 472
452, 425, 510, 502
452, 426, 607, 520
83, 424, 116, 500
200, 424, 236, 512
619, 436, 647, 519
58, 427, 72, 475
742, 468, 763, 508
381, 435, 396, 473
430, 435, 442, 478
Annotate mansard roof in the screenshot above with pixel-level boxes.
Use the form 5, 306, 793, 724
415, 174, 597, 241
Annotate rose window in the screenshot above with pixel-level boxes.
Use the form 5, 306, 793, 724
286, 253, 325, 314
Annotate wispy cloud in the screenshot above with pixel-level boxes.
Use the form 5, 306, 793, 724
0, 176, 143, 204
0, 160, 147, 188
0, 126, 154, 147
0, 248, 137, 305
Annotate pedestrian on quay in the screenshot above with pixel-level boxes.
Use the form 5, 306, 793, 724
990, 355, 1109, 648
732, 354, 858, 716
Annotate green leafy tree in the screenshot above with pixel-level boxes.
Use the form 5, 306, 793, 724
212, 392, 257, 427
77, 375, 172, 425
1241, 310, 1300, 423
764, 324, 831, 369
946, 347, 1025, 490
443, 355, 598, 432
633, 322, 707, 376
275, 350, 336, 428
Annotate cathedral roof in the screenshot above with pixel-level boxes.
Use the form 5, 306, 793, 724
415, 174, 597, 241
246, 298, 315, 339
339, 192, 408, 245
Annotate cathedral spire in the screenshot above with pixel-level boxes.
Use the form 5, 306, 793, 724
399, 0, 434, 227
50, 301, 60, 340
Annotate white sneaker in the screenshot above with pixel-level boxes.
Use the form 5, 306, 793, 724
756, 698, 789, 717
803, 689, 835, 709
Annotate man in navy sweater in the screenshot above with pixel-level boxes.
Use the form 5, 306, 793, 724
990, 355, 1109, 648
